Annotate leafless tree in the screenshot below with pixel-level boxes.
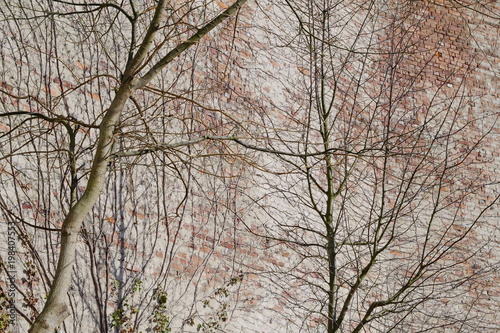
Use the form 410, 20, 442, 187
238, 0, 500, 331
1, 0, 499, 332
0, 1, 251, 332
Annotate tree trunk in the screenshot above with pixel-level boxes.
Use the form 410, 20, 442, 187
28, 1, 248, 331
29, 84, 133, 333
327, 235, 337, 333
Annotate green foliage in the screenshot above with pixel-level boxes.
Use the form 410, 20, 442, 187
196, 274, 244, 333
109, 279, 142, 333
196, 302, 229, 333
132, 279, 143, 293
150, 288, 171, 333
22, 260, 39, 321
107, 276, 244, 332
0, 291, 11, 332
110, 280, 172, 333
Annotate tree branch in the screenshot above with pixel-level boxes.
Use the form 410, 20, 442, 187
132, 0, 248, 90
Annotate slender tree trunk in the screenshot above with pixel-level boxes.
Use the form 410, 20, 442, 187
28, 1, 247, 331
29, 84, 133, 333
327, 235, 337, 333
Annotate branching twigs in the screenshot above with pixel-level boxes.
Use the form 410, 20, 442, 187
132, 0, 248, 90
23, 1, 249, 332
242, 0, 499, 332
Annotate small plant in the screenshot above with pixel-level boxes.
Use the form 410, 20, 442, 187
150, 287, 171, 333
22, 260, 39, 322
196, 274, 244, 333
0, 290, 12, 332
110, 279, 142, 333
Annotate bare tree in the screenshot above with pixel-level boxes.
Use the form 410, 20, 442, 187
238, 0, 499, 331
1, 0, 498, 332
0, 1, 250, 332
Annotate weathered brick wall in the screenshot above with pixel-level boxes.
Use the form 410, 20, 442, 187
233, 1, 500, 331
0, 0, 498, 332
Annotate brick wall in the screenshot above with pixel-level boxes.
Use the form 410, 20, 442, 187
0, 1, 498, 332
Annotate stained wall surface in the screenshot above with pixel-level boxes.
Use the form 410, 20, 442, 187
0, 1, 499, 332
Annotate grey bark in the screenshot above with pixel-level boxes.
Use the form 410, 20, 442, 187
28, 1, 247, 332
